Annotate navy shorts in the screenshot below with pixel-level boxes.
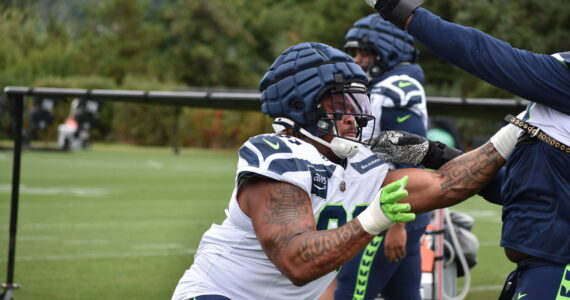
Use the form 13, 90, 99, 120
501, 258, 570, 300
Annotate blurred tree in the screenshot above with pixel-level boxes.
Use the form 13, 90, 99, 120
163, 0, 257, 87
0, 0, 568, 147
74, 0, 164, 84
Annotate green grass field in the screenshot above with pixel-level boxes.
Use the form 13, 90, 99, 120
0, 144, 514, 299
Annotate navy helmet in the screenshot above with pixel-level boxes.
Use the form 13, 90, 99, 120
344, 14, 419, 77
259, 42, 372, 139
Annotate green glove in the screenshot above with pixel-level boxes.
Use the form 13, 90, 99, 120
380, 176, 415, 223
357, 176, 416, 235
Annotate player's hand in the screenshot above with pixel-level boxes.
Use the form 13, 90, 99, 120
371, 131, 429, 166
380, 176, 415, 222
357, 176, 415, 235
384, 223, 407, 262
363, 0, 424, 29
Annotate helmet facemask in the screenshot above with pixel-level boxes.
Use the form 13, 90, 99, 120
315, 82, 376, 146
271, 82, 375, 159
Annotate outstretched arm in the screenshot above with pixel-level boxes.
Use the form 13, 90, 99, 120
364, 0, 570, 114
408, 8, 570, 114
385, 141, 504, 213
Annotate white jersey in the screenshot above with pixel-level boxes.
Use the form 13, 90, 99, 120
363, 74, 428, 140
172, 134, 391, 300
525, 102, 570, 145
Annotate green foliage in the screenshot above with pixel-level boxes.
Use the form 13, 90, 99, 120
1, 0, 569, 147
163, 0, 259, 87
0, 8, 75, 85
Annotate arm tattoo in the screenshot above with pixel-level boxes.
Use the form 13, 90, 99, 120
297, 221, 362, 263
436, 142, 503, 201
261, 183, 314, 258
260, 182, 367, 266
266, 183, 311, 225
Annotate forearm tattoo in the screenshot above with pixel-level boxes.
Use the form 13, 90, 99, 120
297, 221, 362, 263
261, 182, 367, 267
436, 142, 503, 202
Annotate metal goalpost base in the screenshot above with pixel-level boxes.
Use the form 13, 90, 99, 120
1, 283, 20, 300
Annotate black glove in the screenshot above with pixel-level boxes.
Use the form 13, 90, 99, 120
364, 0, 424, 29
371, 131, 463, 169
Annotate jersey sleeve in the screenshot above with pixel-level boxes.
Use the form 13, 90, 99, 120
477, 167, 505, 206
410, 8, 570, 115
236, 134, 337, 199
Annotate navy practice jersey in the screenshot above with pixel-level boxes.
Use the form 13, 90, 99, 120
409, 8, 570, 264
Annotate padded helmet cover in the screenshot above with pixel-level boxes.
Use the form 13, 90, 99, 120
344, 14, 418, 73
259, 42, 368, 134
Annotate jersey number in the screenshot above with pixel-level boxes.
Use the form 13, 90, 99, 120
316, 204, 368, 230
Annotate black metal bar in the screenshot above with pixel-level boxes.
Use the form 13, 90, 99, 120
172, 107, 181, 155
2, 94, 23, 299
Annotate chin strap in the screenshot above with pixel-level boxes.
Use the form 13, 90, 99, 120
272, 118, 360, 159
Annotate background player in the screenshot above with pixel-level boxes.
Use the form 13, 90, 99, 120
331, 14, 429, 300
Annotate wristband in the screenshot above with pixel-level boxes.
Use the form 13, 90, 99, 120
421, 141, 464, 169
357, 190, 393, 235
490, 112, 524, 159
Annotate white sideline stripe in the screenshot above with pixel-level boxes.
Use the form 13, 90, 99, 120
3, 249, 197, 262
469, 284, 503, 292
0, 184, 110, 197
146, 160, 163, 169
0, 153, 6, 161
0, 219, 210, 231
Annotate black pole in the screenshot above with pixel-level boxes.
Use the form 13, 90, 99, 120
2, 94, 23, 300
172, 107, 181, 155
